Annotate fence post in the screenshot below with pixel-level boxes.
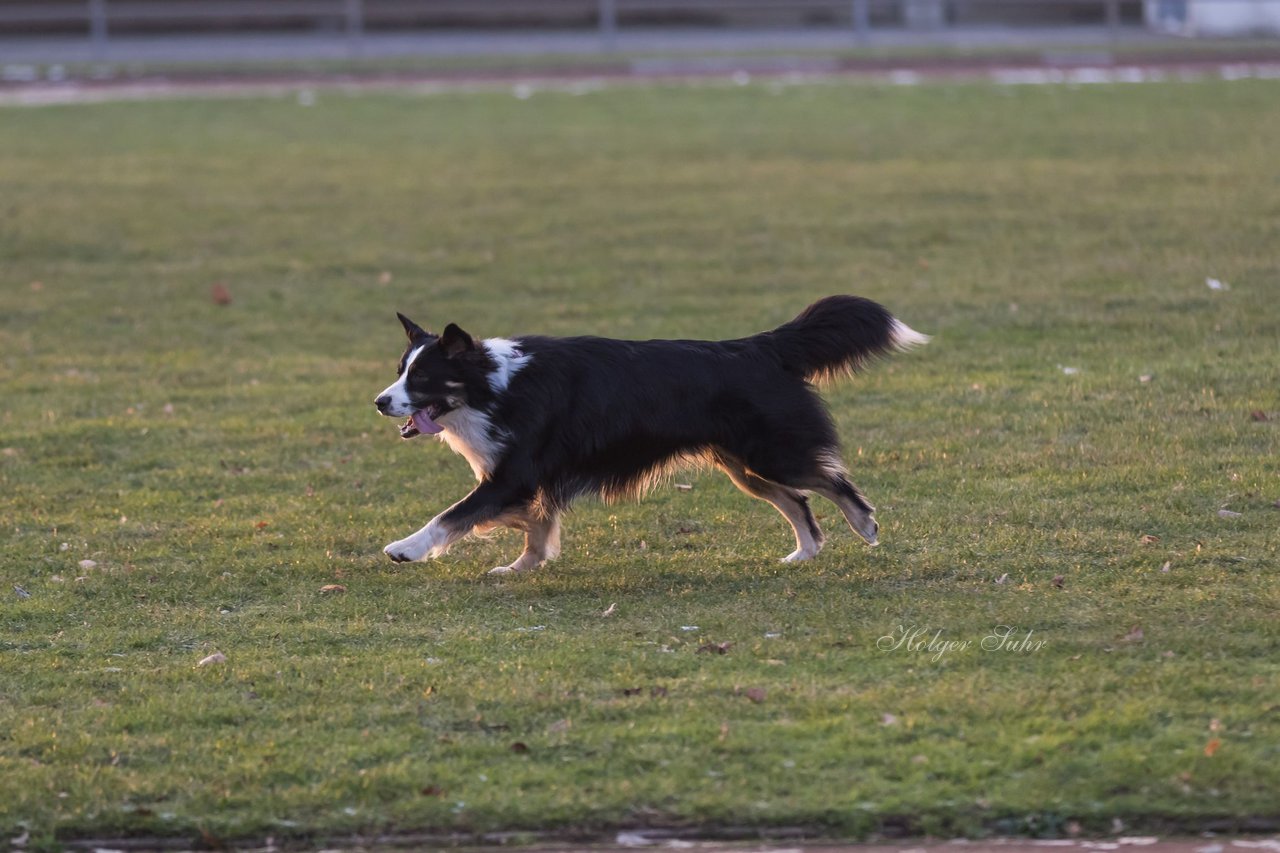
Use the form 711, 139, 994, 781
599, 0, 618, 51
88, 0, 108, 61
345, 0, 364, 58
851, 0, 870, 39
1105, 0, 1121, 34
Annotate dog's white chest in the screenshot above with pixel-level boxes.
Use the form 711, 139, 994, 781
439, 408, 503, 480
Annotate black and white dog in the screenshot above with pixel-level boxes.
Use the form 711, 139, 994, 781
374, 296, 927, 574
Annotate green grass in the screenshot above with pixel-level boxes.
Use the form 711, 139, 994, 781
1, 77, 1279, 847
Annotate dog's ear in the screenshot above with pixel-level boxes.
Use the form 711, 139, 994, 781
439, 323, 476, 358
397, 312, 433, 344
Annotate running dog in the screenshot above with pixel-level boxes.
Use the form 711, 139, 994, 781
373, 296, 927, 573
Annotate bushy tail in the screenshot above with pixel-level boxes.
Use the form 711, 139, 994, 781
766, 295, 929, 383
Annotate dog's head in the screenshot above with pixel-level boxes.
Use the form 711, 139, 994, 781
373, 313, 491, 439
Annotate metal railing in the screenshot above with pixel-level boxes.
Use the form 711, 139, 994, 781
0, 0, 1194, 61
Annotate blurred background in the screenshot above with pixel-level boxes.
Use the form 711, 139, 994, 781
2, 0, 1279, 68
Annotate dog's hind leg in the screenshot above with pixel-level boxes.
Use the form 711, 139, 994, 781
489, 509, 561, 576
717, 456, 825, 562
808, 469, 879, 547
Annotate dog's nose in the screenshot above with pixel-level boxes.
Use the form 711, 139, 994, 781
374, 394, 392, 412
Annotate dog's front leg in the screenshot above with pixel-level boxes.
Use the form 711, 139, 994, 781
489, 510, 561, 575
384, 480, 529, 563
383, 513, 459, 563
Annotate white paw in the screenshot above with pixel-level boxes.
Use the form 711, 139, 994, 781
384, 522, 449, 563
854, 517, 879, 547
384, 538, 427, 563
488, 552, 543, 575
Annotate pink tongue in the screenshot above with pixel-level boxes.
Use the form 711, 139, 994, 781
411, 410, 444, 435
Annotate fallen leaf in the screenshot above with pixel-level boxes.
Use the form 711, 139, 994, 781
197, 652, 227, 667
1140, 534, 1160, 544
1139, 374, 1153, 383
14, 585, 31, 600
601, 602, 617, 617
1209, 718, 1223, 732
1161, 561, 1172, 573
319, 584, 347, 594
1250, 410, 1269, 422
1217, 509, 1242, 519
210, 282, 233, 305
621, 687, 643, 697
718, 722, 729, 741
696, 641, 732, 655
420, 785, 444, 797
994, 573, 1009, 585
881, 712, 899, 726
1051, 575, 1065, 589
378, 271, 393, 285
674, 483, 693, 491
78, 559, 97, 570
1122, 626, 1144, 643
649, 686, 669, 698
255, 520, 270, 529
741, 687, 766, 704
510, 741, 529, 754
547, 718, 571, 734
1204, 738, 1222, 757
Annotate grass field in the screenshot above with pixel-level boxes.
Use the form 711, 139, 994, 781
2, 76, 1278, 848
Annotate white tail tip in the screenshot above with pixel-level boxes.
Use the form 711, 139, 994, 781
890, 317, 931, 350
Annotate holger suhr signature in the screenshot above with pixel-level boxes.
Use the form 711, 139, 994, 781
877, 625, 1047, 662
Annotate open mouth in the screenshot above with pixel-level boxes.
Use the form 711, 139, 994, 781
398, 403, 447, 439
